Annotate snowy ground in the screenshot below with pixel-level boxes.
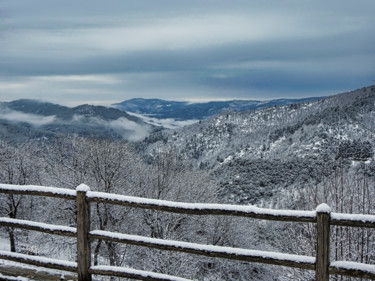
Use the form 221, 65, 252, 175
0, 232, 77, 281
0, 235, 9, 251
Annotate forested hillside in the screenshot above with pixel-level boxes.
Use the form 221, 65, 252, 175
0, 85, 374, 280
141, 85, 375, 205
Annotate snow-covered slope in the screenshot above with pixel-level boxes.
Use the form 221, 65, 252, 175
140, 85, 375, 204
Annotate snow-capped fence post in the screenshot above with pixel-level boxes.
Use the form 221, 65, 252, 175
316, 204, 331, 281
76, 184, 92, 281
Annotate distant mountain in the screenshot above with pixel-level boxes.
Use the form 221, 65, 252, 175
3, 99, 69, 116
112, 97, 322, 121
0, 86, 370, 146
0, 99, 155, 142
3, 99, 143, 122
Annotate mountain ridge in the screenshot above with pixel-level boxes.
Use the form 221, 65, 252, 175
0, 99, 155, 142
0, 85, 373, 145
112, 96, 323, 121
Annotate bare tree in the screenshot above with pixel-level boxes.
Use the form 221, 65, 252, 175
282, 161, 375, 281
0, 141, 41, 252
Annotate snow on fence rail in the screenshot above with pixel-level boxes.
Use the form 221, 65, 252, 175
89, 230, 316, 270
0, 183, 375, 281
0, 250, 78, 272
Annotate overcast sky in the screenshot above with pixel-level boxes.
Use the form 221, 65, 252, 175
1, 1, 374, 106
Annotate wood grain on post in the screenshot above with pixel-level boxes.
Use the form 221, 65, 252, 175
316, 204, 331, 281
76, 184, 92, 281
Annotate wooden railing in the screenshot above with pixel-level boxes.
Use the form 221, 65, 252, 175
0, 183, 375, 281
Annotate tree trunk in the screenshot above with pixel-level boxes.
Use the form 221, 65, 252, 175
9, 228, 16, 252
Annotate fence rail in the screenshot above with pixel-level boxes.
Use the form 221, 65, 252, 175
0, 183, 375, 281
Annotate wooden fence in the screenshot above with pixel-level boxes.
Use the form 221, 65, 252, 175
0, 183, 375, 281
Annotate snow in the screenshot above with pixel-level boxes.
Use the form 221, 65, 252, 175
0, 237, 76, 280
91, 265, 191, 281
331, 261, 375, 275
0, 250, 77, 269
90, 230, 315, 265
87, 191, 317, 219
223, 155, 233, 163
0, 183, 76, 198
0, 259, 77, 280
0, 236, 9, 251
3, 183, 375, 279
316, 203, 331, 214
331, 212, 375, 224
3, 183, 375, 226
0, 273, 29, 281
76, 184, 90, 192
0, 217, 76, 235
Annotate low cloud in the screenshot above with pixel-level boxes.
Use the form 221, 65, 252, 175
71, 115, 151, 141
107, 118, 151, 141
0, 107, 56, 126
0, 107, 152, 141
126, 111, 198, 129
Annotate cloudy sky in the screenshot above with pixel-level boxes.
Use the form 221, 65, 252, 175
1, 1, 374, 106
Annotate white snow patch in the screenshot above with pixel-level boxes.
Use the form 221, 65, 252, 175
316, 203, 331, 213
91, 265, 191, 281
223, 155, 233, 163
76, 184, 90, 192
87, 191, 316, 219
0, 273, 29, 281
0, 184, 76, 197
0, 236, 9, 251
236, 149, 246, 158
270, 136, 286, 149
90, 230, 316, 265
331, 261, 375, 275
331, 212, 375, 224
352, 160, 372, 167
0, 217, 76, 234
0, 250, 77, 269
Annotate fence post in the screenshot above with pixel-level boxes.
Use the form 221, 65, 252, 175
76, 184, 92, 281
316, 204, 331, 281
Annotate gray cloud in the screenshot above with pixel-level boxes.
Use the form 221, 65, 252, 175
1, 0, 374, 105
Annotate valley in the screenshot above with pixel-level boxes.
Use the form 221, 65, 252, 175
0, 85, 374, 280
